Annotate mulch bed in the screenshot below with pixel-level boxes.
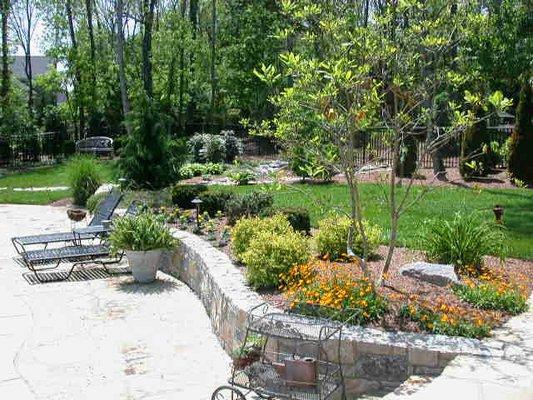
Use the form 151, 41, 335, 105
182, 217, 533, 335
176, 155, 529, 190
260, 246, 533, 334
344, 167, 527, 190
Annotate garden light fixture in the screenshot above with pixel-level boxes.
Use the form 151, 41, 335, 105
493, 205, 504, 224
191, 197, 203, 230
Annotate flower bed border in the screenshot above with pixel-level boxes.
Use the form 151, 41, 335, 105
163, 229, 528, 396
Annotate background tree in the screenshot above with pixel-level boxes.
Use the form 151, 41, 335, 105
120, 95, 175, 189
114, 0, 130, 126
462, 0, 532, 102
141, 0, 156, 98
395, 135, 417, 178
1, 0, 10, 102
459, 106, 492, 179
508, 73, 533, 184
10, 0, 39, 113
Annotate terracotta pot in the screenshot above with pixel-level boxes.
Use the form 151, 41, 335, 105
125, 249, 163, 283
67, 208, 87, 222
233, 350, 260, 370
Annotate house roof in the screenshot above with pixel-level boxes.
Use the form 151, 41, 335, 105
11, 55, 54, 79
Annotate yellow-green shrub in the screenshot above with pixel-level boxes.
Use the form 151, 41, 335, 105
231, 214, 293, 261
241, 230, 310, 289
315, 215, 382, 260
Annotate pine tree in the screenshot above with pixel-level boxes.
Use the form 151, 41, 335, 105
508, 73, 533, 184
120, 96, 175, 189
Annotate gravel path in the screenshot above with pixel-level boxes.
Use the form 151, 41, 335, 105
0, 205, 230, 400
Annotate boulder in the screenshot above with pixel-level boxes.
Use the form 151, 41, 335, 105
399, 262, 459, 287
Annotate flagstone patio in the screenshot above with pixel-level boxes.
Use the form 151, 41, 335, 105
1, 204, 532, 400
0, 205, 230, 399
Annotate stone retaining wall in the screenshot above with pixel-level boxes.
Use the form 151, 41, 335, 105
162, 230, 505, 397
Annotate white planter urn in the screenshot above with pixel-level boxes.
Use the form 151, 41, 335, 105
125, 249, 163, 283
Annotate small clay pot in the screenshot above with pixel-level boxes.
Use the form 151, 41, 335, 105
67, 208, 87, 222
233, 350, 260, 370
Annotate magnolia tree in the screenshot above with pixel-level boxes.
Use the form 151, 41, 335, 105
256, 0, 510, 285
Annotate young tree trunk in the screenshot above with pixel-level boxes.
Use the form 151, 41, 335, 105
85, 0, 97, 109
177, 0, 187, 132
346, 171, 370, 279
340, 129, 371, 280
380, 126, 401, 285
24, 0, 33, 113
209, 0, 217, 130
11, 0, 39, 114
25, 50, 33, 112
186, 0, 199, 122
363, 0, 370, 26
0, 0, 10, 101
85, 0, 96, 73
141, 0, 156, 98
115, 0, 130, 126
66, 0, 85, 138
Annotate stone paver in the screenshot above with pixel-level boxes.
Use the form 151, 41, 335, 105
0, 205, 230, 399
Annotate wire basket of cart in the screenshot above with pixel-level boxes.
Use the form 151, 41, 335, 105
211, 302, 350, 400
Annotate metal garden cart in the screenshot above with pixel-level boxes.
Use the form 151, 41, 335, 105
211, 303, 347, 400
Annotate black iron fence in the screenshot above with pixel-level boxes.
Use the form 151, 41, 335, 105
352, 127, 512, 170
0, 130, 76, 167
0, 124, 512, 169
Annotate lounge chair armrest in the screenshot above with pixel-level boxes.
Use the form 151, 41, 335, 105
73, 225, 109, 236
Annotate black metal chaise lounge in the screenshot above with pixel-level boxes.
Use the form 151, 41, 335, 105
18, 201, 141, 283
21, 244, 119, 283
71, 200, 140, 244
11, 190, 123, 254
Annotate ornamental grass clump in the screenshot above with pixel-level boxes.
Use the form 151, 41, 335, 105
86, 191, 108, 214
68, 155, 103, 206
280, 260, 387, 325
315, 215, 382, 260
420, 212, 506, 273
109, 211, 178, 253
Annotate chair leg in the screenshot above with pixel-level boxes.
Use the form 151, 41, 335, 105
28, 260, 71, 283
101, 252, 128, 274
12, 239, 25, 255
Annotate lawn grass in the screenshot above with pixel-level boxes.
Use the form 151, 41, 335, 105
220, 183, 533, 260
0, 160, 118, 205
2, 166, 531, 260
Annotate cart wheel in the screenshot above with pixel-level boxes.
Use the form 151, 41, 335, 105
211, 385, 246, 400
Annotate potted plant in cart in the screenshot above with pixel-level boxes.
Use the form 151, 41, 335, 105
231, 334, 264, 370
109, 211, 178, 283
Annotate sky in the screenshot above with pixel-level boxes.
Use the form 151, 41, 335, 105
14, 20, 46, 57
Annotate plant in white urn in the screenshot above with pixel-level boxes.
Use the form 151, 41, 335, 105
109, 211, 177, 283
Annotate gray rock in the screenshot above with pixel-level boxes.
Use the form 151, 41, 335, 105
399, 262, 459, 287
